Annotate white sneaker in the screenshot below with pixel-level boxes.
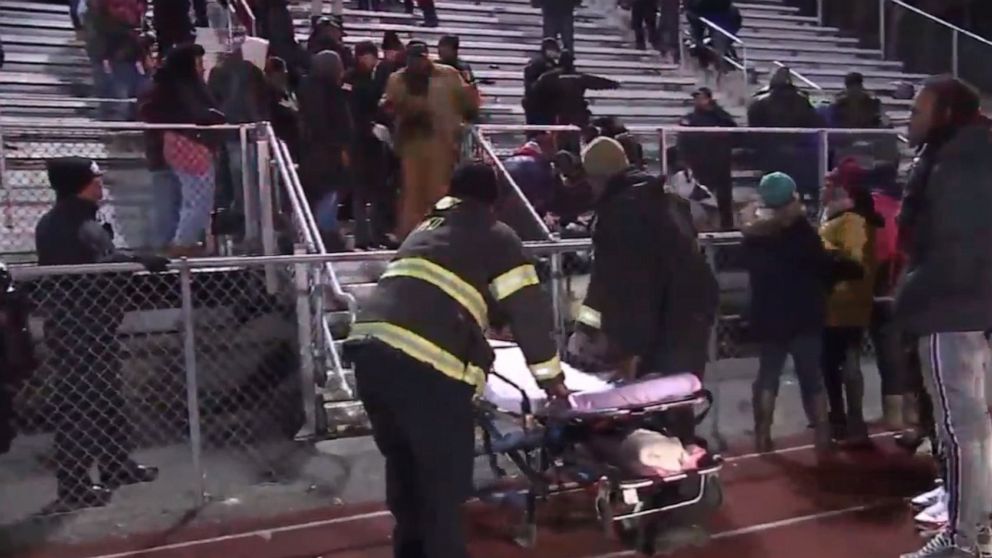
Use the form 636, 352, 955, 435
913, 486, 947, 510
900, 532, 974, 558
915, 498, 949, 526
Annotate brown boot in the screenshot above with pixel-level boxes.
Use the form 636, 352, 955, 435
882, 395, 906, 430
802, 393, 834, 454
752, 389, 776, 453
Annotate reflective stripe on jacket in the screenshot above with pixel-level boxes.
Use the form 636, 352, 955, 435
350, 196, 561, 389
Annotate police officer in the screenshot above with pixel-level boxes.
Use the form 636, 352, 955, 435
347, 161, 567, 558
35, 157, 167, 509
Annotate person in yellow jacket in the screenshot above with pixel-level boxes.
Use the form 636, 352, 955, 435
381, 40, 480, 240
819, 158, 884, 445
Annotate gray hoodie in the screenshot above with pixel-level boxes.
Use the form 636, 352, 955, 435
895, 121, 992, 334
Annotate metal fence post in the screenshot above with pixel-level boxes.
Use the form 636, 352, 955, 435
180, 260, 206, 505
241, 125, 258, 244
879, 0, 886, 56
660, 129, 669, 178
817, 129, 829, 218
0, 107, 9, 230
294, 246, 319, 441
550, 250, 567, 356
952, 30, 959, 78
816, 0, 824, 27
702, 238, 726, 452
256, 130, 278, 293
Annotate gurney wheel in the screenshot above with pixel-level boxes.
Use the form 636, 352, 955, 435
513, 523, 538, 549
595, 494, 614, 535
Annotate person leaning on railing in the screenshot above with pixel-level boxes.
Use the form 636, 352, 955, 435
34, 158, 168, 510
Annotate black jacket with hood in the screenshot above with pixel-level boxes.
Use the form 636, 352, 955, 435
298, 51, 354, 201
743, 201, 832, 342
895, 118, 992, 334
578, 168, 718, 371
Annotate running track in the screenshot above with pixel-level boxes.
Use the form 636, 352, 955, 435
14, 434, 936, 558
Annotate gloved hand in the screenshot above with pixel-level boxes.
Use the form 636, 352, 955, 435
538, 375, 572, 401
136, 255, 170, 273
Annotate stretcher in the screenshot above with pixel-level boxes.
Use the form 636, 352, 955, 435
476, 341, 725, 553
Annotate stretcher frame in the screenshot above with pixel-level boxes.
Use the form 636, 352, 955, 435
475, 369, 725, 549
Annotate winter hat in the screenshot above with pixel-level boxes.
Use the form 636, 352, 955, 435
581, 137, 629, 180
758, 172, 796, 209
449, 161, 499, 205
828, 157, 868, 193
47, 157, 103, 198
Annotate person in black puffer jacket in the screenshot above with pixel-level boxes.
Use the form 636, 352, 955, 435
742, 172, 833, 454
569, 137, 718, 442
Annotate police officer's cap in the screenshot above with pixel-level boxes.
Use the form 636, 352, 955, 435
449, 161, 499, 206
46, 157, 103, 197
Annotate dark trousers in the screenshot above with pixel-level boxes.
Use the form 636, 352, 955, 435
354, 342, 475, 558
419, 0, 439, 25
358, 0, 383, 9
754, 334, 825, 400
631, 1, 658, 48
542, 5, 575, 51
69, 0, 82, 29
51, 337, 132, 490
869, 299, 905, 396
657, 0, 681, 60
822, 326, 865, 427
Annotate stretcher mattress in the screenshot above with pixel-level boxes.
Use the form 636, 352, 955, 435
485, 341, 703, 415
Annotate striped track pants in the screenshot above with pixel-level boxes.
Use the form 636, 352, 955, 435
920, 332, 992, 548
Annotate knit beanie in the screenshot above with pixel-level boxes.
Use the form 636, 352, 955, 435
581, 137, 629, 181
758, 172, 797, 209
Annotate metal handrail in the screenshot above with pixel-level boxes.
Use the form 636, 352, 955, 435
772, 60, 823, 92
0, 120, 250, 131
233, 0, 257, 36
697, 16, 748, 75
265, 124, 357, 316
472, 128, 553, 241
484, 124, 904, 135
878, 0, 992, 78
9, 239, 597, 278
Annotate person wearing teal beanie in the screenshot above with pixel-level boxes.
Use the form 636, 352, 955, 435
758, 171, 797, 209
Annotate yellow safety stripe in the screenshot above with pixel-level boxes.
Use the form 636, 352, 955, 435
380, 257, 488, 329
490, 264, 540, 301
529, 354, 563, 381
351, 322, 487, 388
576, 305, 602, 329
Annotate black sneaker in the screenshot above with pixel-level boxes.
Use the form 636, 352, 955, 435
101, 462, 159, 489
52, 483, 113, 512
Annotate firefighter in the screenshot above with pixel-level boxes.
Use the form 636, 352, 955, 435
346, 161, 567, 558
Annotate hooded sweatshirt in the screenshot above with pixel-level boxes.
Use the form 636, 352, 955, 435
298, 50, 353, 199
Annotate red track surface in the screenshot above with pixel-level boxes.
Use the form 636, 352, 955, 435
17, 437, 937, 558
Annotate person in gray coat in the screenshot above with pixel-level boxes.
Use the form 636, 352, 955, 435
896, 76, 992, 558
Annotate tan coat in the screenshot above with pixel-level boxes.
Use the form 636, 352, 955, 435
820, 211, 878, 328
384, 63, 479, 238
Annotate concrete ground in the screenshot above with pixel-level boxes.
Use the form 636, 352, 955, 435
0, 356, 888, 555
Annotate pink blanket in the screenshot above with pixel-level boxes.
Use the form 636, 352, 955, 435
485, 342, 703, 415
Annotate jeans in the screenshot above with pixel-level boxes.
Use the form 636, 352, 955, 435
173, 168, 216, 246
542, 5, 575, 51
94, 62, 142, 121
822, 326, 865, 427
150, 169, 183, 249
919, 332, 992, 549
315, 191, 340, 233
754, 334, 825, 401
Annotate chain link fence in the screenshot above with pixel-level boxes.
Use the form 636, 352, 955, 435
1, 123, 271, 262
0, 256, 347, 552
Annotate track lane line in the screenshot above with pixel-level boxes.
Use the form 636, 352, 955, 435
80, 434, 905, 558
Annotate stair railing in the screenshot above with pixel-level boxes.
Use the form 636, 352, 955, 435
265, 124, 355, 431
698, 16, 749, 85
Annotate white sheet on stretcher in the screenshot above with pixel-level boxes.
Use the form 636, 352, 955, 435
484, 341, 702, 415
